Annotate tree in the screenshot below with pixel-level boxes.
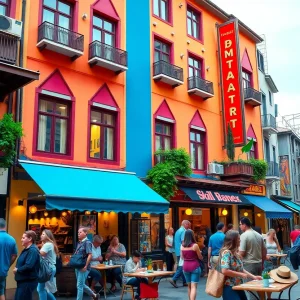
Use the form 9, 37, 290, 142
226, 123, 235, 161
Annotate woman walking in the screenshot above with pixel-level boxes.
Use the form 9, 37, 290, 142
37, 229, 58, 300
165, 227, 176, 271
13, 231, 40, 300
181, 229, 203, 300
264, 228, 281, 270
220, 230, 262, 300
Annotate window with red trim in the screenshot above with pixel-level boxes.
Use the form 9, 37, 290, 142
0, 0, 9, 16
242, 70, 252, 88
190, 130, 205, 170
188, 56, 202, 78
89, 109, 116, 161
154, 39, 170, 63
37, 98, 70, 155
187, 6, 201, 40
153, 0, 170, 22
92, 15, 115, 46
42, 0, 73, 30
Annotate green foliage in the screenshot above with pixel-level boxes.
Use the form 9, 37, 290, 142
0, 114, 23, 169
147, 148, 192, 200
249, 158, 268, 182
262, 270, 270, 279
226, 123, 235, 161
242, 138, 254, 154
145, 258, 153, 266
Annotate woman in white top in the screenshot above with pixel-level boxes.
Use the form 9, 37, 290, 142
264, 228, 281, 270
37, 229, 58, 300
165, 227, 176, 271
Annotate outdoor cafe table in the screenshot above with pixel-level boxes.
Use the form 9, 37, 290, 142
92, 263, 123, 299
268, 253, 288, 267
232, 279, 298, 300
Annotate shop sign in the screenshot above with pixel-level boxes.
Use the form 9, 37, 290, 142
192, 208, 202, 215
196, 190, 243, 203
0, 168, 8, 195
217, 19, 245, 146
242, 184, 266, 196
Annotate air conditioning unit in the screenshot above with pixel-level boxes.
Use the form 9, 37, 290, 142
207, 162, 224, 175
0, 15, 22, 38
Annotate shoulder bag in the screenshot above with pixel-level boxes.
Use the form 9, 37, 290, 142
68, 240, 88, 269
38, 256, 53, 283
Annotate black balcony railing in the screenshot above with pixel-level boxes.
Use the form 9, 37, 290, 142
153, 60, 183, 82
266, 161, 279, 177
262, 114, 276, 129
0, 31, 18, 64
188, 76, 214, 95
89, 41, 128, 67
244, 87, 261, 103
38, 22, 84, 52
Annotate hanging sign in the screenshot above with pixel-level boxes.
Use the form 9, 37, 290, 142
242, 184, 266, 196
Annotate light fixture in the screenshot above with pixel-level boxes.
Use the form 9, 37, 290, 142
44, 211, 48, 217
201, 48, 205, 53
82, 13, 87, 20
180, 53, 184, 59
18, 199, 24, 206
187, 40, 190, 44
29, 205, 37, 214
92, 119, 98, 122
185, 208, 192, 215
222, 208, 228, 216
171, 32, 175, 36
59, 106, 66, 110
85, 211, 91, 215
61, 211, 67, 217
153, 22, 157, 26
257, 213, 261, 217
206, 66, 210, 71
244, 211, 249, 217
179, 2, 183, 8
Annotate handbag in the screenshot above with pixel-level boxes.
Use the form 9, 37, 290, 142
68, 241, 88, 269
205, 255, 225, 298
38, 257, 53, 283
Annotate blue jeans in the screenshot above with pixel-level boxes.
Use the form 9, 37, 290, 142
0, 276, 5, 296
37, 267, 56, 300
14, 280, 38, 300
172, 256, 186, 284
183, 267, 200, 283
127, 277, 148, 295
89, 268, 102, 283
223, 285, 247, 300
75, 269, 94, 300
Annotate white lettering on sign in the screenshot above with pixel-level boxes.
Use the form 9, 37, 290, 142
196, 190, 242, 203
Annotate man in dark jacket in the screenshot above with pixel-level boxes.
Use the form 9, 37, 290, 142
13, 231, 40, 300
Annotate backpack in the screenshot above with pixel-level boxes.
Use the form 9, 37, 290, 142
38, 257, 53, 283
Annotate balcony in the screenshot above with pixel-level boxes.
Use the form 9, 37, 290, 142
153, 60, 183, 87
262, 114, 277, 136
266, 161, 279, 180
88, 41, 128, 73
0, 31, 18, 65
244, 87, 262, 107
37, 22, 84, 60
187, 76, 214, 99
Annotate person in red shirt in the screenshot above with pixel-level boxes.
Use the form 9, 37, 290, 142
290, 225, 300, 245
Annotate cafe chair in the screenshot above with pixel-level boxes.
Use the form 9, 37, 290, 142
139, 282, 159, 300
120, 284, 136, 300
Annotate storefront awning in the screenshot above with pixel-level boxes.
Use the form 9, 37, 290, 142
244, 195, 292, 219
278, 200, 300, 214
20, 160, 169, 214
180, 187, 250, 205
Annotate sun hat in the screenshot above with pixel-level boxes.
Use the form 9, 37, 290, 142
270, 266, 298, 283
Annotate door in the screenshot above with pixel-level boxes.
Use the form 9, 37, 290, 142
264, 139, 270, 162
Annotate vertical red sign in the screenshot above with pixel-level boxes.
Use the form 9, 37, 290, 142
217, 19, 246, 146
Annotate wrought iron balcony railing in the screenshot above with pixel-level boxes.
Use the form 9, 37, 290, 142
244, 87, 262, 104
89, 40, 127, 67
261, 114, 276, 129
0, 31, 18, 64
38, 21, 84, 52
153, 60, 183, 82
266, 161, 279, 177
188, 76, 214, 95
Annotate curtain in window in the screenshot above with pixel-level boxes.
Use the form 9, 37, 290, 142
37, 101, 48, 152
58, 15, 70, 46
55, 118, 67, 154
197, 144, 204, 170
104, 127, 114, 159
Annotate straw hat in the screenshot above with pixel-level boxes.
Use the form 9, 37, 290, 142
270, 266, 298, 283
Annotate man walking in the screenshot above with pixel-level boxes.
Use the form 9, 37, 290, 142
207, 222, 225, 269
0, 218, 18, 300
239, 217, 266, 300
169, 220, 190, 288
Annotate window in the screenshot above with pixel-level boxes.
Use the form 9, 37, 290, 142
188, 56, 202, 78
37, 98, 70, 155
247, 140, 257, 159
154, 39, 170, 63
155, 121, 173, 151
257, 50, 265, 73
187, 7, 201, 40
269, 91, 272, 106
0, 0, 9, 16
190, 130, 205, 170
242, 71, 252, 89
153, 0, 170, 22
89, 109, 116, 161
92, 15, 115, 46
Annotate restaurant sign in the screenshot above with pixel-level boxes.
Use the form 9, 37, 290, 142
217, 19, 246, 146
242, 184, 266, 196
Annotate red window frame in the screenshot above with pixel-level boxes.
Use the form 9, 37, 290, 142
36, 97, 71, 155
190, 129, 205, 171
155, 121, 173, 151
187, 6, 202, 41
242, 70, 252, 89
0, 0, 10, 16
89, 108, 116, 162
154, 39, 171, 63
188, 56, 203, 78
42, 0, 73, 29
92, 14, 116, 46
153, 0, 170, 23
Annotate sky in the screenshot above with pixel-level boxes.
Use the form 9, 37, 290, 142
212, 0, 300, 119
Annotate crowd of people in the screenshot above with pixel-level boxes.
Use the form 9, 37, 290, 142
1, 216, 300, 300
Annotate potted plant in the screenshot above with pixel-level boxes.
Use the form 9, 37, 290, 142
145, 258, 153, 271
0, 114, 23, 169
262, 270, 270, 287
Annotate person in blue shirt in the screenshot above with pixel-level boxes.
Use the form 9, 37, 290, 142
169, 220, 191, 288
0, 218, 18, 300
207, 222, 226, 269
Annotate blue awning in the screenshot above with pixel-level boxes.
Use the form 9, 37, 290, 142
244, 195, 292, 219
278, 200, 300, 213
20, 160, 169, 214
